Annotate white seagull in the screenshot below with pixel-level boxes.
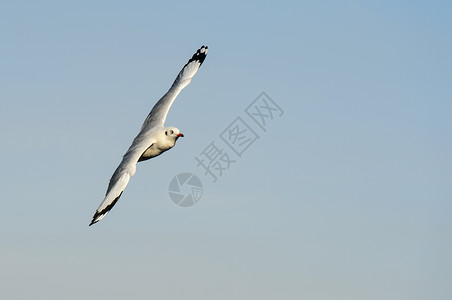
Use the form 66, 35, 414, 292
89, 45, 208, 226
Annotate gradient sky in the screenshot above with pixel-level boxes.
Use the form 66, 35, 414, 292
1, 1, 451, 299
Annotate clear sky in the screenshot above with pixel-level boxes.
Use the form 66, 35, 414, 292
1, 1, 451, 299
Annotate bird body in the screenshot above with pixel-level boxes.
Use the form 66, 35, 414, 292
89, 46, 208, 226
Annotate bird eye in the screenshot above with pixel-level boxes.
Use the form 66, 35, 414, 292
170, 130, 174, 135
165, 131, 168, 136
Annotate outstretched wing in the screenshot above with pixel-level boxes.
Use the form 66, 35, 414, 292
89, 155, 135, 226
141, 45, 208, 130
89, 133, 155, 226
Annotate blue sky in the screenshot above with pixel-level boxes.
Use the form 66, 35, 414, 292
1, 1, 451, 299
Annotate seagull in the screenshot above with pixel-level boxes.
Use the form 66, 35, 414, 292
89, 45, 208, 226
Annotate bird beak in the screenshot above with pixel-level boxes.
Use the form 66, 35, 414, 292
177, 133, 184, 137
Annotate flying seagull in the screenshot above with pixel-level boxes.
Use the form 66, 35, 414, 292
89, 45, 208, 226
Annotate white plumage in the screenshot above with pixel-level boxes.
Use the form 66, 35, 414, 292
89, 45, 208, 226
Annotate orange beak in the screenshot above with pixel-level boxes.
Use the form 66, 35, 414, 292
177, 133, 184, 137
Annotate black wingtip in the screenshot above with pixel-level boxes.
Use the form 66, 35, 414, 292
89, 212, 102, 226
89, 214, 100, 226
184, 45, 208, 69
88, 191, 123, 227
